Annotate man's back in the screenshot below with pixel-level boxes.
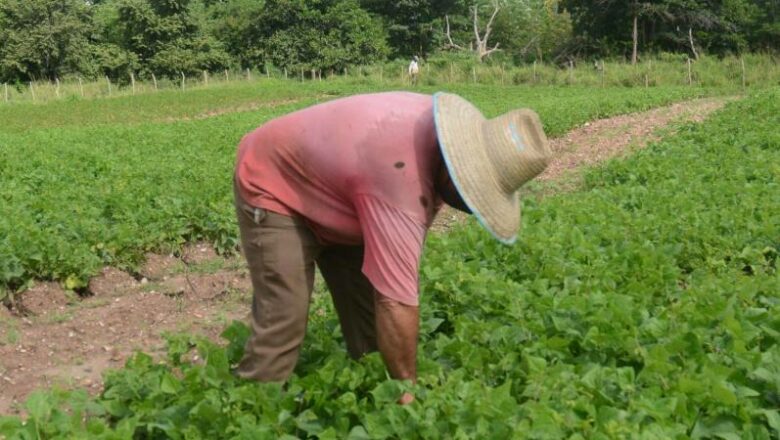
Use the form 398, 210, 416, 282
235, 92, 441, 304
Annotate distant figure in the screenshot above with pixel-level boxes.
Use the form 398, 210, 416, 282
408, 56, 420, 85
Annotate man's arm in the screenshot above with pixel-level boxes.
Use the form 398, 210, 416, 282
374, 291, 418, 404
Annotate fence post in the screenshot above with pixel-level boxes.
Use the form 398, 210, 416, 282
203, 70, 208, 86
645, 74, 649, 88
180, 72, 185, 90
246, 68, 251, 81
533, 60, 537, 84
224, 69, 229, 82
300, 69, 303, 82
78, 77, 84, 97
283, 68, 287, 80
600, 60, 605, 87
265, 65, 270, 78
687, 58, 692, 86
105, 76, 112, 96
740, 57, 746, 90
30, 82, 35, 101
131, 72, 136, 94
568, 60, 574, 83
3, 83, 7, 103
55, 78, 61, 98
152, 73, 158, 91
472, 66, 477, 83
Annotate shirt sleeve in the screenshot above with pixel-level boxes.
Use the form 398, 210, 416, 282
354, 194, 427, 306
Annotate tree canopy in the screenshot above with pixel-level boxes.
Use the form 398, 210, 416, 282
0, 0, 775, 82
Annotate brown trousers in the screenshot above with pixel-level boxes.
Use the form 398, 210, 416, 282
234, 186, 377, 381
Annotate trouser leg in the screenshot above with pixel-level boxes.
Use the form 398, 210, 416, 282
316, 245, 377, 359
234, 189, 320, 381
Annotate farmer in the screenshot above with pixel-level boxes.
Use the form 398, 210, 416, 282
233, 92, 551, 402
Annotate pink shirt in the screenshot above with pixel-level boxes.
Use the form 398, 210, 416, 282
235, 92, 442, 306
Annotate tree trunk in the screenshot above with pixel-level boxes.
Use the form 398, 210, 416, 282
688, 27, 699, 61
632, 13, 639, 65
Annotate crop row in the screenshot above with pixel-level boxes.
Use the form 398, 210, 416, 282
0, 84, 722, 297
0, 89, 777, 437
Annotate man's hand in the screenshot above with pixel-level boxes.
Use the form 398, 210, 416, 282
374, 291, 419, 403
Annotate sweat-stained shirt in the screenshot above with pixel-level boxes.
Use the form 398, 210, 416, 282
235, 92, 442, 306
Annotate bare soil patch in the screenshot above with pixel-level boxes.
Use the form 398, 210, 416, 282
0, 244, 251, 414
538, 97, 731, 183
0, 96, 734, 414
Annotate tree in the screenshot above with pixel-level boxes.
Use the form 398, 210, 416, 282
491, 0, 573, 62
102, 0, 230, 78
360, 0, 457, 58
245, 0, 388, 72
0, 0, 95, 82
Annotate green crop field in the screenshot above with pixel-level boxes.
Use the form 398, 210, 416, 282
0, 81, 724, 294
1, 81, 778, 438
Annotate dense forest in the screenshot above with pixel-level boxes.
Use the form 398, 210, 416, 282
0, 0, 777, 83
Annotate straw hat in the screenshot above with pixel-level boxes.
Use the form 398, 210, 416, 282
432, 92, 552, 244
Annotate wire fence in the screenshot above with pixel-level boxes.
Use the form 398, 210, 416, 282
2, 55, 776, 105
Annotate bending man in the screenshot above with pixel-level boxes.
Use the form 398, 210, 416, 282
233, 92, 551, 402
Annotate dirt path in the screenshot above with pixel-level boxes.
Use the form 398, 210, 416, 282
430, 96, 732, 231
0, 96, 733, 414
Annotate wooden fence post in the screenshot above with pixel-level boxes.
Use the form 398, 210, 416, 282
55, 78, 61, 98
78, 77, 84, 97
203, 70, 208, 86
741, 57, 746, 89
131, 72, 136, 94
533, 60, 537, 83
224, 69, 229, 82
568, 60, 574, 83
265, 65, 270, 78
180, 72, 185, 90
600, 60, 605, 87
687, 58, 692, 85
105, 76, 112, 96
152, 73, 158, 91
3, 83, 8, 103
246, 68, 251, 81
30, 82, 35, 101
472, 66, 477, 83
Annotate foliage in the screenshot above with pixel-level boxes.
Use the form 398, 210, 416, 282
0, 82, 722, 292
0, 0, 96, 82
248, 0, 389, 72
0, 88, 778, 438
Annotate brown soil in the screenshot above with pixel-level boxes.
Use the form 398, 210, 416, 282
0, 244, 252, 414
0, 96, 733, 415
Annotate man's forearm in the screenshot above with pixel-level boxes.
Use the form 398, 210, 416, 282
374, 292, 419, 381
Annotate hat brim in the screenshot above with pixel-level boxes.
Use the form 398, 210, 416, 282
433, 92, 520, 244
